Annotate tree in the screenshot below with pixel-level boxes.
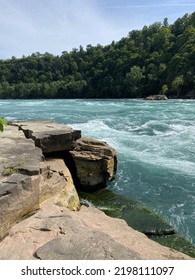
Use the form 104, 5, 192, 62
0, 11, 194, 99
172, 75, 184, 96
125, 66, 145, 97
161, 84, 168, 95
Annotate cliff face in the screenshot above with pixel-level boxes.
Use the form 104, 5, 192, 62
0, 120, 193, 259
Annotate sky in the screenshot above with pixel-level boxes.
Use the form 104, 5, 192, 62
0, 0, 195, 59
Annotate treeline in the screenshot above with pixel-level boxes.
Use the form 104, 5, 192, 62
0, 12, 194, 99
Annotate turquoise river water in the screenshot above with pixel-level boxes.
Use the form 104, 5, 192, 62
1, 99, 195, 245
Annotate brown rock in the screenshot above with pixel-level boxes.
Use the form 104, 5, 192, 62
11, 120, 81, 153
0, 125, 43, 176
0, 125, 42, 241
69, 137, 117, 190
0, 125, 81, 241
0, 174, 40, 241
39, 158, 80, 210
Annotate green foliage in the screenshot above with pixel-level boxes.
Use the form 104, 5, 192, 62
0, 117, 7, 132
0, 12, 194, 99
172, 75, 184, 96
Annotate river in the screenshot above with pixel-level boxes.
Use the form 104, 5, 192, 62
1, 98, 195, 245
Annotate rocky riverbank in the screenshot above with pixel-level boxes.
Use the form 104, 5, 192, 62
0, 120, 193, 259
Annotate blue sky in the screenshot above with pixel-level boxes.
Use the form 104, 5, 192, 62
0, 0, 195, 59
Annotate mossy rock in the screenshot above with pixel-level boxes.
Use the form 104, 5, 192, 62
79, 189, 175, 235
150, 234, 195, 258
2, 167, 18, 176
79, 189, 195, 257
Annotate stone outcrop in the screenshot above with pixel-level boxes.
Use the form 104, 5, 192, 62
11, 121, 117, 190
0, 124, 80, 241
0, 199, 192, 260
12, 120, 81, 153
145, 95, 168, 100
70, 137, 117, 190
0, 121, 116, 242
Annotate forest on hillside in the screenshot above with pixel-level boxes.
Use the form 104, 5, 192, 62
0, 12, 194, 99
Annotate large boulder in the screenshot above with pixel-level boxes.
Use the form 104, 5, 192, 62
12, 120, 81, 153
69, 137, 117, 190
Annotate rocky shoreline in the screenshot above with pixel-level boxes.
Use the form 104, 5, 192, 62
0, 120, 194, 259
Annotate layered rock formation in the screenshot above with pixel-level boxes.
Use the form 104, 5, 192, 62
11, 120, 117, 190
0, 125, 42, 241
0, 123, 81, 241
0, 120, 116, 242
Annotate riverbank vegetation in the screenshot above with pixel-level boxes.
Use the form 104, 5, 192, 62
0, 12, 194, 99
0, 117, 7, 132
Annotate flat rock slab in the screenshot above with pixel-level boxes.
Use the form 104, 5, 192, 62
11, 120, 81, 153
0, 125, 43, 177
35, 232, 140, 260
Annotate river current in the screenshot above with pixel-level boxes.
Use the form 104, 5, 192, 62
1, 99, 195, 245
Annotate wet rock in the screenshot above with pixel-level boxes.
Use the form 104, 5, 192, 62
79, 189, 195, 257
80, 189, 175, 236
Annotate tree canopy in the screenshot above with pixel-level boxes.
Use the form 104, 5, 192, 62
0, 12, 194, 99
